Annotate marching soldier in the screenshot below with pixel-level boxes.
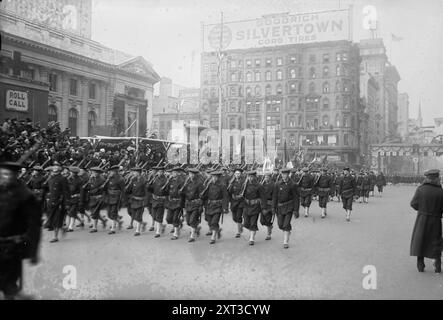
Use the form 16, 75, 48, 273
273, 168, 298, 249
314, 167, 333, 219
144, 168, 156, 231
260, 172, 275, 240
200, 171, 229, 244
375, 171, 386, 197
147, 166, 168, 238
0, 162, 42, 299
66, 166, 83, 232
356, 171, 364, 203
335, 171, 343, 202
362, 171, 371, 203
84, 167, 106, 233
369, 171, 376, 197
104, 165, 125, 234
26, 165, 45, 206
44, 164, 70, 242
164, 167, 185, 240
338, 167, 356, 222
242, 170, 264, 245
77, 167, 90, 227
298, 167, 314, 218
181, 168, 205, 242
227, 168, 245, 238
126, 167, 146, 236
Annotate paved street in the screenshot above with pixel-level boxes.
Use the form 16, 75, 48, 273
23, 185, 443, 299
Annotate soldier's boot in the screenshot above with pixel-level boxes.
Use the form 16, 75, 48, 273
235, 223, 243, 238
283, 231, 290, 249
90, 219, 98, 233
171, 227, 179, 240
210, 230, 217, 244
108, 221, 116, 234
127, 218, 134, 230
67, 217, 75, 231
265, 226, 272, 240
433, 258, 441, 273
304, 207, 309, 218
117, 219, 123, 231
417, 257, 425, 272
320, 208, 326, 219
196, 225, 201, 237
249, 231, 256, 246
142, 221, 147, 232
134, 222, 141, 236
324, 207, 328, 216
154, 222, 161, 238
346, 210, 351, 222
189, 228, 196, 242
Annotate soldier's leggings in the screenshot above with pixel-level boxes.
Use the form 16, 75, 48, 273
152, 206, 165, 223
107, 204, 119, 220
260, 211, 273, 227
277, 212, 293, 232
186, 209, 201, 229
131, 207, 144, 223
318, 196, 328, 208
363, 190, 370, 198
231, 204, 243, 224
166, 208, 182, 228
207, 213, 221, 232
243, 213, 259, 231
67, 203, 80, 218
377, 185, 383, 192
300, 195, 312, 208
90, 203, 102, 220
342, 196, 353, 210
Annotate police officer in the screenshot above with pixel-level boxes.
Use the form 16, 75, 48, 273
44, 164, 70, 242
181, 168, 204, 242
227, 168, 245, 238
66, 166, 83, 232
104, 165, 125, 234
147, 166, 168, 238
242, 170, 264, 245
298, 167, 314, 218
200, 171, 229, 244
273, 168, 299, 249
339, 167, 356, 222
163, 167, 185, 240
314, 167, 333, 219
0, 162, 42, 299
260, 171, 274, 240
127, 167, 146, 236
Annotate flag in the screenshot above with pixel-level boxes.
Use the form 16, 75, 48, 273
391, 33, 403, 42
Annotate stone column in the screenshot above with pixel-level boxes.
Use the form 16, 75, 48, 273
80, 77, 89, 136
100, 81, 107, 126
60, 72, 70, 130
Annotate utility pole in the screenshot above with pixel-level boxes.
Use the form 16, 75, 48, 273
218, 11, 224, 164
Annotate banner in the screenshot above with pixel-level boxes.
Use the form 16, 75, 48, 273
6, 90, 28, 112
202, 9, 351, 52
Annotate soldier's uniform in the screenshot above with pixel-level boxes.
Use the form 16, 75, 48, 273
44, 168, 70, 232
375, 173, 386, 195
84, 167, 106, 232
0, 162, 42, 299
362, 173, 371, 203
27, 166, 45, 204
66, 167, 83, 231
356, 172, 364, 202
260, 173, 275, 240
104, 166, 125, 234
227, 170, 245, 231
339, 168, 356, 221
200, 171, 229, 244
182, 168, 205, 242
298, 168, 314, 217
127, 167, 146, 236
273, 169, 298, 249
165, 168, 186, 239
314, 169, 333, 218
147, 166, 168, 237
242, 171, 264, 245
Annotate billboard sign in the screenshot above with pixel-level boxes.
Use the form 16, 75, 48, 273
202, 9, 351, 52
6, 90, 28, 112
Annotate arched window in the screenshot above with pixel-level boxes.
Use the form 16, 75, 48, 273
276, 84, 283, 95
265, 84, 272, 95
246, 72, 252, 82
276, 70, 283, 80
322, 115, 329, 127
289, 98, 297, 110
265, 71, 271, 81
323, 82, 329, 93
288, 116, 296, 127
68, 108, 78, 136
88, 111, 97, 136
246, 87, 251, 96
289, 133, 296, 146
309, 82, 316, 93
323, 66, 329, 77
310, 67, 316, 78
335, 114, 340, 127
335, 95, 340, 109
323, 97, 330, 109
255, 85, 261, 96
290, 68, 296, 79
48, 104, 57, 122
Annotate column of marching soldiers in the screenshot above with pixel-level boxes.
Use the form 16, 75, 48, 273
23, 162, 387, 249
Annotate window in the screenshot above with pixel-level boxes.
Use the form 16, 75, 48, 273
276, 84, 283, 95
289, 98, 297, 109
335, 80, 341, 92
322, 82, 329, 93
276, 57, 283, 66
230, 60, 236, 68
229, 86, 237, 97
276, 70, 283, 80
48, 105, 57, 122
344, 133, 349, 145
343, 96, 349, 109
246, 72, 252, 82
230, 73, 236, 82
229, 101, 237, 112
88, 111, 97, 136
309, 82, 316, 93
246, 59, 252, 67
70, 79, 78, 96
203, 89, 209, 98
322, 115, 329, 127
265, 58, 272, 67
323, 53, 330, 63
68, 108, 78, 136
343, 116, 349, 127
238, 100, 243, 112
323, 66, 329, 77
289, 83, 297, 94
288, 116, 296, 127
289, 134, 296, 146
290, 55, 297, 64
336, 53, 341, 61
255, 85, 261, 96
265, 71, 271, 81
323, 97, 330, 109
298, 115, 302, 126
210, 88, 216, 98
335, 95, 340, 109
309, 67, 316, 78
89, 83, 96, 99
255, 59, 261, 67
342, 53, 348, 61
210, 63, 217, 71
336, 65, 341, 76
203, 64, 209, 72
49, 73, 57, 92
255, 71, 261, 82
309, 54, 316, 63
335, 114, 340, 127
255, 101, 261, 112
290, 68, 296, 79
246, 87, 252, 96
265, 84, 272, 95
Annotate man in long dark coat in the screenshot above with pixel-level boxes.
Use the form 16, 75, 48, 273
410, 169, 443, 273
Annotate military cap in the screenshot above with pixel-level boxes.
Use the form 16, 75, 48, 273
234, 167, 243, 172
131, 167, 142, 172
90, 167, 104, 173
302, 167, 309, 172
210, 170, 223, 175
69, 166, 80, 174
0, 161, 23, 172
109, 165, 120, 171
424, 169, 440, 177
32, 165, 43, 171
52, 161, 61, 167
281, 168, 290, 174
51, 165, 62, 172
187, 168, 199, 174
246, 170, 257, 175
343, 167, 350, 171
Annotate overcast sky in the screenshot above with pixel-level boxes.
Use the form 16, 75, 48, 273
91, 0, 443, 126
